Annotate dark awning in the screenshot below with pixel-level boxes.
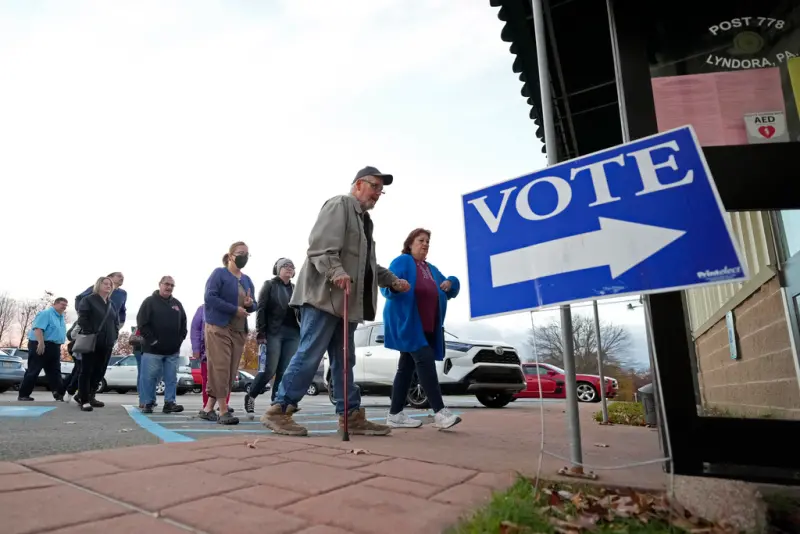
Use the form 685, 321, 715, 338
490, 0, 623, 161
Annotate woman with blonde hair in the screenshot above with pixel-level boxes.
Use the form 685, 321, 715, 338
200, 242, 257, 425
75, 276, 119, 412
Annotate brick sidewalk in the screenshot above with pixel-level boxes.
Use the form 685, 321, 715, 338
0, 406, 666, 534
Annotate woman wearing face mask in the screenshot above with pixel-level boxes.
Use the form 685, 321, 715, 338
381, 228, 462, 430
76, 277, 120, 412
200, 241, 257, 425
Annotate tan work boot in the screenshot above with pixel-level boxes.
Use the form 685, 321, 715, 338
340, 407, 391, 436
261, 404, 307, 436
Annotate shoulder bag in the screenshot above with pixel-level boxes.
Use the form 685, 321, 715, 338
73, 300, 114, 354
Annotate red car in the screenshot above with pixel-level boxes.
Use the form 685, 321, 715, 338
514, 362, 618, 403
189, 358, 203, 393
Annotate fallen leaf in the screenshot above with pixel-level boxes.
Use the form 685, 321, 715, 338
246, 438, 260, 449
575, 513, 600, 529
594, 443, 609, 448
118, 428, 132, 433
348, 448, 370, 455
549, 517, 584, 533
499, 520, 523, 534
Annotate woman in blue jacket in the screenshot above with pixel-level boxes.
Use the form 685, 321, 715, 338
200, 241, 257, 425
381, 228, 462, 430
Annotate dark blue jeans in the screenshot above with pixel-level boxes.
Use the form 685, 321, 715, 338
272, 305, 360, 416
250, 325, 300, 400
389, 332, 445, 414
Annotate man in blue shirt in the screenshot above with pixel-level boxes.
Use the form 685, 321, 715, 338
75, 272, 127, 326
18, 297, 69, 402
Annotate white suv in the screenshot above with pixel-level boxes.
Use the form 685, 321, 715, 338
323, 322, 525, 409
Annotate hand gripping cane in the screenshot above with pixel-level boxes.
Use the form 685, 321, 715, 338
341, 284, 350, 441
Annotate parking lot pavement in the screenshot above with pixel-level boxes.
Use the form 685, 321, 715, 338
121, 393, 475, 443
0, 388, 563, 460
0, 392, 159, 462
120, 393, 567, 443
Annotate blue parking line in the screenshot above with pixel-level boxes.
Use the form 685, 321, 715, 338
179, 428, 340, 434
147, 411, 343, 420
154, 412, 445, 426
127, 405, 461, 442
0, 406, 56, 418
123, 405, 195, 443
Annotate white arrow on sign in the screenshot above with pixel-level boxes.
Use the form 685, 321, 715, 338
490, 217, 686, 288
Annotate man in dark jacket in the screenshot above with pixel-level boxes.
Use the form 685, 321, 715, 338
245, 258, 301, 419
136, 276, 187, 414
76, 272, 127, 326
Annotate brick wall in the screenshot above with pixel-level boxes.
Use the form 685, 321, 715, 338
694, 276, 800, 419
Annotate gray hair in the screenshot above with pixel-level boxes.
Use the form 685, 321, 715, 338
92, 277, 113, 294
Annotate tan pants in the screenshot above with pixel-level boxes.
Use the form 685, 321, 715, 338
205, 324, 246, 402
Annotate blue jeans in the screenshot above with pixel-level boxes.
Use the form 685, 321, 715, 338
250, 325, 301, 401
390, 332, 445, 414
134, 352, 161, 399
139, 353, 178, 405
273, 305, 360, 415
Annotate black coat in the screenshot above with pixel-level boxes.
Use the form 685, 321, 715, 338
136, 291, 187, 356
256, 277, 299, 338
77, 293, 119, 351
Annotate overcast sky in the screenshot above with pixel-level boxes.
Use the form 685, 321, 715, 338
0, 0, 650, 367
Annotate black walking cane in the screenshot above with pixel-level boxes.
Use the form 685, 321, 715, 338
341, 284, 350, 442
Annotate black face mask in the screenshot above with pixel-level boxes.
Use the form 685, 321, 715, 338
234, 255, 248, 269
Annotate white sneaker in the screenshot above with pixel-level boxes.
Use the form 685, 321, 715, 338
64, 394, 72, 404
386, 411, 423, 428
433, 408, 461, 430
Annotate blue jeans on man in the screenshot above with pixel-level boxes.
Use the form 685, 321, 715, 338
139, 353, 179, 408
272, 305, 360, 415
135, 351, 162, 403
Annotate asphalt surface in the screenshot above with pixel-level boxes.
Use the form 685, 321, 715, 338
0, 388, 560, 461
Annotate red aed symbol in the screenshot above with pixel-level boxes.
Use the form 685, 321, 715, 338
758, 125, 775, 139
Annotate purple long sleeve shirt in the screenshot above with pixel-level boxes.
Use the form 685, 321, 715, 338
190, 305, 206, 362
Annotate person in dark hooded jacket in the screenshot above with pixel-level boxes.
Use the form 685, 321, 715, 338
136, 276, 187, 414
244, 258, 300, 420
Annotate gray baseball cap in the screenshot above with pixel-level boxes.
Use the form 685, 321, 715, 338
353, 166, 393, 186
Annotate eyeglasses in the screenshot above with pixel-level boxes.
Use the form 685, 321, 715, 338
362, 180, 385, 194
161, 282, 175, 288
234, 253, 251, 258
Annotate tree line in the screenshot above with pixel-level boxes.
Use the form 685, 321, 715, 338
526, 314, 651, 401
0, 291, 58, 348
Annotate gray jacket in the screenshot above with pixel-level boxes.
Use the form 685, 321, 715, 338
290, 194, 397, 323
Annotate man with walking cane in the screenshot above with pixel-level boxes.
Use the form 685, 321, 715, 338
261, 166, 411, 437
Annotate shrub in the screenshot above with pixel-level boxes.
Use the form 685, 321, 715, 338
594, 401, 646, 426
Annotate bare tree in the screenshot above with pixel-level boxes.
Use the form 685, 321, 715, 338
527, 314, 633, 374
16, 291, 55, 348
0, 293, 16, 345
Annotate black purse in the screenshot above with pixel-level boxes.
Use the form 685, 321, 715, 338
72, 300, 113, 354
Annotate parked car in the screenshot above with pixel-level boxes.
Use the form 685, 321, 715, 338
232, 370, 269, 395
189, 358, 203, 393
307, 361, 327, 396
0, 350, 25, 393
1, 347, 74, 389
323, 322, 526, 409
96, 354, 194, 395
514, 362, 618, 403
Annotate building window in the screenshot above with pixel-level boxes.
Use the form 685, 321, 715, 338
646, 1, 800, 147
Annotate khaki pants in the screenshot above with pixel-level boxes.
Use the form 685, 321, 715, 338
205, 324, 246, 402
